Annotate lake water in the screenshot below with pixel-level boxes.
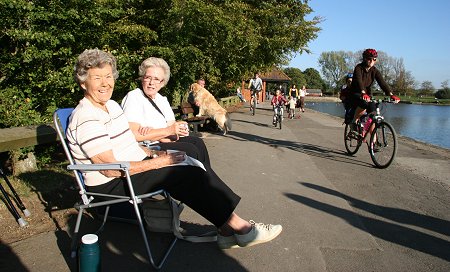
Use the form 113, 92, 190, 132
305, 102, 450, 150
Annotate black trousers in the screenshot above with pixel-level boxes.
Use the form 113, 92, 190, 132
348, 93, 376, 113
88, 165, 240, 228
157, 136, 211, 167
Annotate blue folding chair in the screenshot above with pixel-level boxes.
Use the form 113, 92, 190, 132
53, 108, 177, 270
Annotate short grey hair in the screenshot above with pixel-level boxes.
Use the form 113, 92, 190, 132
138, 57, 171, 87
73, 49, 119, 88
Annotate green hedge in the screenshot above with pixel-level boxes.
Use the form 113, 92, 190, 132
1, 0, 320, 128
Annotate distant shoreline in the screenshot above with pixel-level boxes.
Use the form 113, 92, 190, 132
304, 96, 450, 105
305, 96, 341, 102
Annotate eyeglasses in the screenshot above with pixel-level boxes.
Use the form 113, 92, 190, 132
366, 58, 377, 62
142, 76, 164, 84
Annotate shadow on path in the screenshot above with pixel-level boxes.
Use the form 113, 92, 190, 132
301, 182, 450, 237
285, 183, 450, 262
226, 129, 373, 168
0, 241, 28, 272
67, 217, 247, 271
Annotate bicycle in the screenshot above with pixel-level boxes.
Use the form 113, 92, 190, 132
273, 104, 283, 129
344, 98, 398, 168
250, 92, 257, 115
250, 91, 257, 116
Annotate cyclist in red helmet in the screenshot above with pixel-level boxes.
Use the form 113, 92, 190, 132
349, 49, 400, 129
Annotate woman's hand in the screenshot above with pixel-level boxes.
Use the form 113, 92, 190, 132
169, 121, 189, 137
143, 148, 167, 158
138, 126, 152, 136
154, 151, 186, 166
361, 93, 370, 101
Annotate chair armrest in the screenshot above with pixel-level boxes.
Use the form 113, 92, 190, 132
67, 162, 131, 171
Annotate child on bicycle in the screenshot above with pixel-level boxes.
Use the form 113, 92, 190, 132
271, 89, 287, 125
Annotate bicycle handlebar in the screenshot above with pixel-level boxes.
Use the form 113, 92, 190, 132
368, 97, 398, 104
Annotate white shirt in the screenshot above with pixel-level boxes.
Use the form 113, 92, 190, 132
299, 88, 308, 97
67, 98, 147, 186
121, 88, 175, 129
250, 77, 263, 91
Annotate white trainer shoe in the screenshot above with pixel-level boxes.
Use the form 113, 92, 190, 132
217, 234, 240, 249
234, 220, 282, 248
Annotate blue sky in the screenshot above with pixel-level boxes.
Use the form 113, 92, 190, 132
288, 0, 450, 89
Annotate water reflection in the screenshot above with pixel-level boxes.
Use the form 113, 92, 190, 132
305, 102, 450, 149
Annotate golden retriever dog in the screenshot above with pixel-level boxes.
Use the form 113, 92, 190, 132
189, 83, 231, 134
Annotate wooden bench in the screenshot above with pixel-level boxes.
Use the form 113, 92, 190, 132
179, 102, 212, 134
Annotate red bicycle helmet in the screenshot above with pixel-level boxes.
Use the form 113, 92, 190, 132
363, 48, 378, 58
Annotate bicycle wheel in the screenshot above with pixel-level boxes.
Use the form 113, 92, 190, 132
344, 123, 361, 155
252, 97, 256, 115
278, 114, 282, 129
369, 121, 397, 168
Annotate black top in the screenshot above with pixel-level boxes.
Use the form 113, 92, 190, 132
350, 63, 392, 96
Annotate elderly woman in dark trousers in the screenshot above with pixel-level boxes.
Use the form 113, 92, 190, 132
67, 49, 282, 250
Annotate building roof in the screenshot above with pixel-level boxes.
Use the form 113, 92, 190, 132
260, 67, 291, 83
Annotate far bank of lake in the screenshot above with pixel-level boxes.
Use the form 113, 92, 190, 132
304, 99, 450, 150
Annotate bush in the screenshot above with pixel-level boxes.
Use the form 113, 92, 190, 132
435, 89, 450, 99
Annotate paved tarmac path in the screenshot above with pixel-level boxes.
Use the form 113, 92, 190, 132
3, 101, 450, 272
198, 102, 450, 272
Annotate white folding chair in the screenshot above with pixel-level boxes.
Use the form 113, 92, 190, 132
53, 108, 177, 270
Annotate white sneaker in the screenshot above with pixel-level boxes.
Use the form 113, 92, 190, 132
217, 234, 240, 249
235, 220, 282, 247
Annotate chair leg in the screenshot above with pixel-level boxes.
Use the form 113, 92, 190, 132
96, 205, 110, 234
70, 206, 85, 258
132, 200, 178, 270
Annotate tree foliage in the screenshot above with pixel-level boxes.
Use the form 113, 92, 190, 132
318, 51, 353, 94
283, 67, 306, 89
283, 66, 325, 90
317, 50, 418, 96
419, 81, 435, 96
303, 68, 325, 89
0, 0, 320, 128
435, 80, 450, 98
435, 89, 450, 99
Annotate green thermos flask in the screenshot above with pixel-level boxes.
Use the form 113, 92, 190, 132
78, 234, 101, 272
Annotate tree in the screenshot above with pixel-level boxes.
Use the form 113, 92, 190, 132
374, 51, 396, 86
318, 51, 352, 94
283, 67, 306, 89
0, 0, 321, 128
303, 68, 325, 89
347, 51, 361, 70
435, 89, 450, 99
435, 80, 450, 99
318, 49, 419, 96
391, 58, 416, 96
440, 80, 449, 91
419, 81, 435, 96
